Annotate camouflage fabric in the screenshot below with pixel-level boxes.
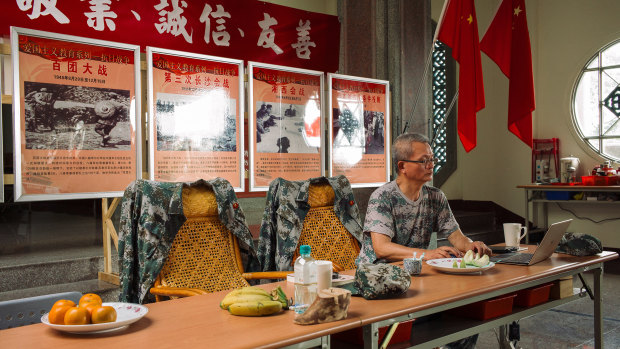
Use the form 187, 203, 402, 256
118, 178, 257, 304
349, 263, 411, 300
556, 232, 603, 256
257, 175, 363, 272
356, 181, 459, 265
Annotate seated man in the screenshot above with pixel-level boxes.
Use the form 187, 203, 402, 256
356, 133, 491, 348
357, 132, 490, 263
357, 132, 491, 349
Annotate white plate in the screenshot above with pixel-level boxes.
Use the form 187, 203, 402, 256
42, 302, 148, 334
286, 273, 354, 286
425, 258, 495, 274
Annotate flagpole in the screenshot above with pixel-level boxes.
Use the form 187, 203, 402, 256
430, 91, 458, 148
402, 0, 450, 135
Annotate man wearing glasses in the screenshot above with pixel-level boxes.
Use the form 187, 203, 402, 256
357, 133, 491, 265
356, 133, 490, 349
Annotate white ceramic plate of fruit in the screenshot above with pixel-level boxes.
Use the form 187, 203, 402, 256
42, 302, 148, 334
426, 258, 495, 274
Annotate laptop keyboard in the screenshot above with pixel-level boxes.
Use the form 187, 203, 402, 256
490, 253, 534, 263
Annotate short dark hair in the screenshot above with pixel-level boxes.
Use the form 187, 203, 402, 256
392, 133, 430, 170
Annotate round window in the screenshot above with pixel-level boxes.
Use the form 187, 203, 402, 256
571, 39, 620, 162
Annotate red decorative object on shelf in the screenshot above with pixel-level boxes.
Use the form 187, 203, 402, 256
581, 176, 619, 186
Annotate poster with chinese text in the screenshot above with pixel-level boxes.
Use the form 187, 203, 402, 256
248, 62, 323, 191
12, 27, 141, 201
0, 61, 3, 203
147, 47, 243, 190
328, 74, 390, 187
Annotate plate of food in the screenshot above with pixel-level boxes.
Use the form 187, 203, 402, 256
42, 302, 148, 334
426, 251, 494, 274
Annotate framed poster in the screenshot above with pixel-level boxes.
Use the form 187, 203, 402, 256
11, 27, 141, 201
0, 60, 3, 203
328, 74, 390, 187
248, 62, 324, 191
147, 47, 244, 190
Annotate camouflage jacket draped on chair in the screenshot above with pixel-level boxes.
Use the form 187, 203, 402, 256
118, 178, 257, 304
257, 175, 363, 272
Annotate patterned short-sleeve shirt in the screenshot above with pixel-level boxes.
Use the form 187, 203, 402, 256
356, 181, 459, 264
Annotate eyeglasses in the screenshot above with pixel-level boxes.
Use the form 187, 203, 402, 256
399, 158, 438, 166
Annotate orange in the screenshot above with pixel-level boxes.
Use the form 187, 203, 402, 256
48, 305, 72, 325
91, 306, 117, 324
64, 307, 90, 325
82, 303, 100, 317
78, 293, 102, 307
52, 299, 76, 309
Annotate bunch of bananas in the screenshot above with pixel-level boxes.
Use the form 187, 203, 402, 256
220, 286, 288, 317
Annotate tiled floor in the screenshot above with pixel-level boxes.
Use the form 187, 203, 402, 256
476, 271, 620, 349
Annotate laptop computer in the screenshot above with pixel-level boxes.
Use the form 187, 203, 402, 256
490, 219, 572, 265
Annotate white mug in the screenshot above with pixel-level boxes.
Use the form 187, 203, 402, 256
503, 223, 527, 247
315, 260, 333, 291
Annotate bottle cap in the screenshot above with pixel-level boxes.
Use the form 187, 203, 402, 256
300, 245, 311, 255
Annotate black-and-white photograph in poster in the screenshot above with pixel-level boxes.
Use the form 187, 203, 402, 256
24, 82, 131, 151
332, 107, 385, 155
156, 92, 237, 152
332, 106, 364, 148
363, 110, 385, 154
255, 101, 320, 154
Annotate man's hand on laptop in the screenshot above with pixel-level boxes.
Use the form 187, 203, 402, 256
425, 246, 463, 260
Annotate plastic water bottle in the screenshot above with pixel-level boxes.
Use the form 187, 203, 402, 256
294, 245, 317, 314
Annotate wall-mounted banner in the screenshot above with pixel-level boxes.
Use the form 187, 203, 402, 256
11, 27, 141, 202
0, 1, 339, 73
147, 47, 243, 190
248, 62, 323, 191
328, 74, 390, 187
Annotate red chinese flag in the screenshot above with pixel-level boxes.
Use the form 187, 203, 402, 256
480, 0, 535, 148
437, 0, 485, 152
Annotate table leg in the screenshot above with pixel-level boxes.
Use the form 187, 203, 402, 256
498, 325, 511, 349
321, 335, 330, 349
524, 190, 530, 244
363, 323, 379, 349
594, 267, 602, 349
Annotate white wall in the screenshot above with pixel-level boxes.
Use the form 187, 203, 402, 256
433, 0, 620, 247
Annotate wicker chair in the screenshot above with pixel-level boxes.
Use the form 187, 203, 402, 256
290, 182, 360, 272
296, 183, 413, 348
150, 185, 289, 302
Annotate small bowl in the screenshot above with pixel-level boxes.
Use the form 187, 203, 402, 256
403, 258, 422, 276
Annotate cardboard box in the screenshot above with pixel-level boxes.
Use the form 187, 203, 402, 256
550, 276, 573, 299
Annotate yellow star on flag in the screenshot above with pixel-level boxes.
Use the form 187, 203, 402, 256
467, 14, 473, 24
514, 6, 522, 16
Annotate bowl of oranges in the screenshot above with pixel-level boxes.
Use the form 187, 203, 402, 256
41, 293, 148, 333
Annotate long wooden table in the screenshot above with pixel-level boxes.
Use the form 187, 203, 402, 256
358, 248, 618, 349
0, 249, 617, 349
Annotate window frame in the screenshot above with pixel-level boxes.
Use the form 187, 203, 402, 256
570, 38, 620, 163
